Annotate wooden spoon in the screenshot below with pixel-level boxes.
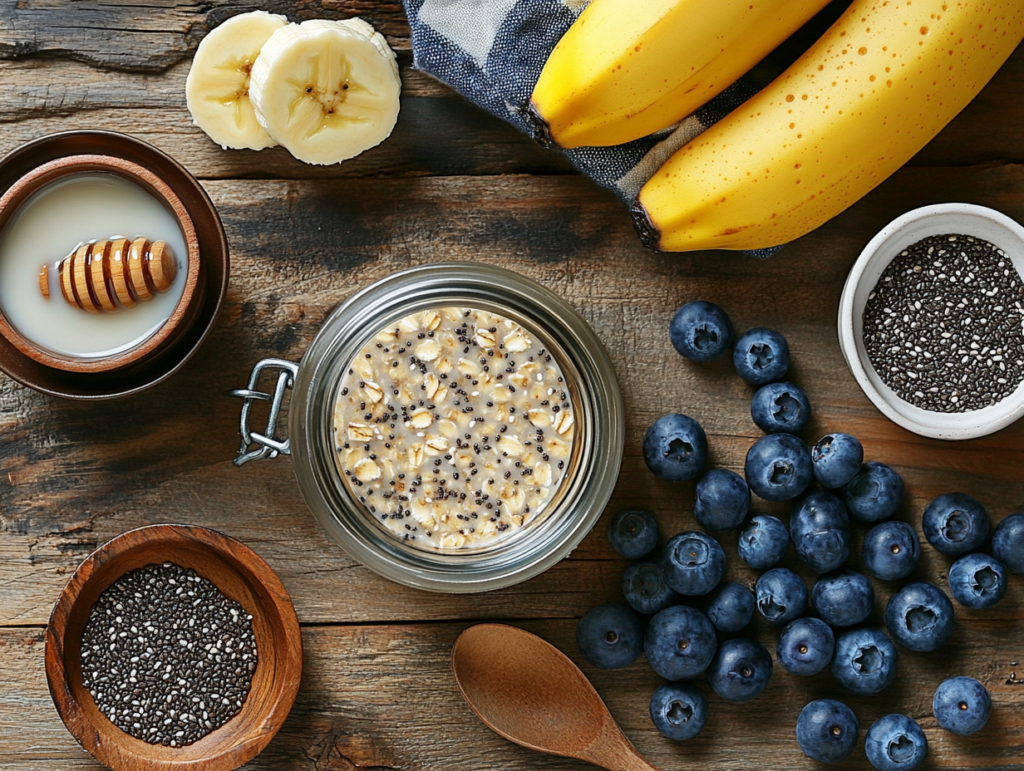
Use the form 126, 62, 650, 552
452, 624, 658, 771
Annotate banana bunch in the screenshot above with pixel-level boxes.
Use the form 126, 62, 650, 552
186, 12, 400, 165
529, 0, 834, 149
632, 0, 1024, 251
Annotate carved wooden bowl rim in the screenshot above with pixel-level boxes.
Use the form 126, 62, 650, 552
0, 155, 202, 373
44, 524, 303, 771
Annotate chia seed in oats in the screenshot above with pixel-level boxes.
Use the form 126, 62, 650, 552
862, 233, 1024, 412
80, 563, 257, 747
333, 306, 577, 549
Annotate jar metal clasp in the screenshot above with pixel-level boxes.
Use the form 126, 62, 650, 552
228, 358, 300, 466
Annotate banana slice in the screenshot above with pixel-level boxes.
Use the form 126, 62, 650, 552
186, 11, 287, 150
249, 19, 401, 166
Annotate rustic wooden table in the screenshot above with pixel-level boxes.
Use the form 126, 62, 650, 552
1, 2, 1022, 769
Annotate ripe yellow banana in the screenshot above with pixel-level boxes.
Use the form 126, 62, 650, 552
633, 0, 1024, 252
528, 0, 834, 149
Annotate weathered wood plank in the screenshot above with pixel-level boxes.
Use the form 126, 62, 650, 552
0, 1, 411, 72
0, 59, 573, 180
3, 164, 1024, 628
2, 617, 1023, 769
0, 56, 449, 121
0, 14, 1021, 179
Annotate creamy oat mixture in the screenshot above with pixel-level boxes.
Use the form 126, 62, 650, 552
333, 307, 577, 549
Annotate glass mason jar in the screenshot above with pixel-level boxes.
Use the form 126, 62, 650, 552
230, 263, 623, 593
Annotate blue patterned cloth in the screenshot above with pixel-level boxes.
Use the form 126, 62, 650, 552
404, 0, 780, 258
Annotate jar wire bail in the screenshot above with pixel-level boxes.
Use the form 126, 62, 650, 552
228, 358, 300, 465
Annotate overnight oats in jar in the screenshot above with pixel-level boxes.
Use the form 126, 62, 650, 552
333, 306, 577, 550
232, 263, 623, 592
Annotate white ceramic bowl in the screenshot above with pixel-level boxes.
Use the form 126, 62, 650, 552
839, 203, 1024, 440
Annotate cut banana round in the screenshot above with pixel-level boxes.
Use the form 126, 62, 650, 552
249, 19, 401, 166
186, 11, 287, 151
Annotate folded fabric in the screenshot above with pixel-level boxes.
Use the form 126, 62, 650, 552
404, 0, 780, 258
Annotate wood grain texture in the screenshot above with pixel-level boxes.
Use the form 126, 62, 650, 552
0, 66, 573, 181
0, 0, 1023, 769
0, 1, 411, 72
4, 617, 1024, 770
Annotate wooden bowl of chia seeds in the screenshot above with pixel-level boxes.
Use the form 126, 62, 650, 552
839, 203, 1024, 440
44, 524, 302, 771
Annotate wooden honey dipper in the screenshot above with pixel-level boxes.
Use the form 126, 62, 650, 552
39, 238, 177, 313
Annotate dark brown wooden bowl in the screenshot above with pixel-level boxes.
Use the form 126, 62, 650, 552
0, 154, 202, 373
0, 131, 229, 399
45, 524, 302, 771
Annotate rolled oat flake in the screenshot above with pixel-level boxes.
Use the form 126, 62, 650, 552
862, 233, 1024, 412
80, 563, 257, 747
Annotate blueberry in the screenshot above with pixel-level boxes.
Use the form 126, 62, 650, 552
831, 628, 899, 695
733, 327, 790, 385
643, 414, 708, 482
862, 521, 921, 582
705, 581, 755, 633
865, 714, 928, 771
649, 682, 708, 741
737, 515, 789, 569
745, 434, 813, 501
922, 492, 990, 556
670, 301, 734, 363
812, 433, 864, 489
576, 603, 645, 669
992, 512, 1024, 573
885, 582, 955, 653
948, 553, 1007, 609
694, 469, 750, 532
933, 676, 991, 736
662, 531, 726, 596
707, 638, 773, 703
796, 699, 859, 764
755, 568, 808, 625
607, 508, 659, 559
750, 381, 811, 435
843, 462, 904, 523
777, 617, 835, 676
622, 561, 679, 615
790, 490, 852, 573
812, 570, 875, 628
644, 605, 717, 681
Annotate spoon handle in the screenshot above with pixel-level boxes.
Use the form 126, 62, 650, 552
603, 752, 659, 771
588, 721, 660, 771
606, 758, 659, 771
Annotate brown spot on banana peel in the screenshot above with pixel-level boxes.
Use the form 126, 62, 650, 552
524, 99, 559, 149
629, 199, 662, 251
718, 225, 756, 236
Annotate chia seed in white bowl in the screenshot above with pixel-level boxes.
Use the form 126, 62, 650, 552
839, 203, 1024, 440
862, 233, 1024, 413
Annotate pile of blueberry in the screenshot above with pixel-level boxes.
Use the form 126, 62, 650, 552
576, 301, 1024, 769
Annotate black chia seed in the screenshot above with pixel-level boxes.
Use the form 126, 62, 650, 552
80, 563, 258, 747
862, 233, 1024, 412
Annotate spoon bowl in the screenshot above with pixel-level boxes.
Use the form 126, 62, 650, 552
452, 624, 657, 771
